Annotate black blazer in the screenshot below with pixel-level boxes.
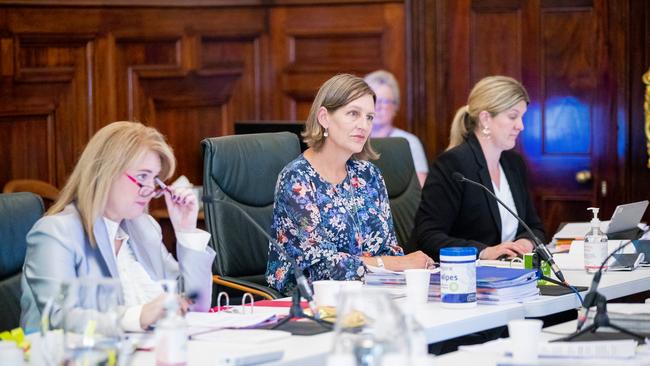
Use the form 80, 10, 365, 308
410, 133, 546, 260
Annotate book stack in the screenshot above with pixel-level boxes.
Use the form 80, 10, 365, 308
365, 267, 540, 304
430, 267, 540, 304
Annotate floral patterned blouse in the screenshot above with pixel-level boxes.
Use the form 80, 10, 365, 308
266, 154, 403, 295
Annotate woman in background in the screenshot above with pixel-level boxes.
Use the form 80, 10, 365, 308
364, 70, 429, 186
266, 73, 433, 295
21, 121, 215, 333
411, 75, 546, 261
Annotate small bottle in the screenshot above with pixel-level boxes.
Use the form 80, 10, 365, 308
155, 288, 188, 366
584, 207, 608, 274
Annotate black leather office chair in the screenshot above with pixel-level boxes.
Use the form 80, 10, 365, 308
371, 137, 422, 253
0, 192, 44, 331
201, 132, 301, 300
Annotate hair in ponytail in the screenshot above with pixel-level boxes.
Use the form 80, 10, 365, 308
446, 76, 530, 150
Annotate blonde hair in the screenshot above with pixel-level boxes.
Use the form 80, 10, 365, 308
49, 121, 176, 245
447, 76, 530, 150
302, 73, 379, 160
364, 69, 400, 109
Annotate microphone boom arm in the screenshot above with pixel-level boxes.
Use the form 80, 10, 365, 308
454, 173, 567, 284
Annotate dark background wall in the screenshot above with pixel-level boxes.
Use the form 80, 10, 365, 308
1, 0, 648, 238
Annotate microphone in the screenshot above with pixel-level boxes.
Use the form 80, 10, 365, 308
452, 172, 567, 284
201, 195, 319, 318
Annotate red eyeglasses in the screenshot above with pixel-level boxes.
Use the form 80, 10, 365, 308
124, 173, 172, 198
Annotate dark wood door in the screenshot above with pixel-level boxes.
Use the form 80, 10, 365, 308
418, 0, 626, 238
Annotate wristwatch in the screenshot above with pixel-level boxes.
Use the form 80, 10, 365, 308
376, 256, 385, 268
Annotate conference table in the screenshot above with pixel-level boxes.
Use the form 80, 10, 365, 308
125, 267, 650, 365
433, 320, 650, 365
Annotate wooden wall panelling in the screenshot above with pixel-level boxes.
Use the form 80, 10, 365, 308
103, 7, 268, 188
0, 33, 95, 190
269, 3, 406, 122
628, 0, 650, 222
422, 0, 623, 237
408, 0, 447, 161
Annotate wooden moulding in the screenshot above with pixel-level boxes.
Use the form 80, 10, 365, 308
643, 68, 650, 169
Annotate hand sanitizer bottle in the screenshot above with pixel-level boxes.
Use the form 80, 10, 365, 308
584, 207, 608, 274
155, 283, 188, 366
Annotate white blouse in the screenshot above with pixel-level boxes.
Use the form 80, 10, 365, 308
103, 217, 211, 331
491, 164, 519, 243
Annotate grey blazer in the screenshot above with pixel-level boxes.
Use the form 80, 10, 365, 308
20, 204, 216, 333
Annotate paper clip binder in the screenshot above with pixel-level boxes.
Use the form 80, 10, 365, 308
213, 291, 255, 314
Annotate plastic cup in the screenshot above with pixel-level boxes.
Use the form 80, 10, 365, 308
404, 269, 431, 305
508, 319, 543, 364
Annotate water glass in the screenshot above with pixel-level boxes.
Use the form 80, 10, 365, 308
329, 288, 408, 366
57, 277, 123, 366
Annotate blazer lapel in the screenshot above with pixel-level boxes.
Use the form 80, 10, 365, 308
93, 220, 119, 278
467, 134, 502, 234
123, 219, 164, 280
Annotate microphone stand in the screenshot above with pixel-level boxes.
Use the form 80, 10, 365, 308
453, 172, 568, 285
555, 239, 646, 342
202, 196, 332, 330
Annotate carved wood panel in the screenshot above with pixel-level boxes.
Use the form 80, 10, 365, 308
424, 0, 622, 237
270, 3, 406, 123
0, 34, 94, 189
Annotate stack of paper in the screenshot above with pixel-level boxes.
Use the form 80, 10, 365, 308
366, 266, 540, 304
431, 267, 540, 304
365, 269, 439, 300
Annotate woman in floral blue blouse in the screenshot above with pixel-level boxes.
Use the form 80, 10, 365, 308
266, 74, 434, 295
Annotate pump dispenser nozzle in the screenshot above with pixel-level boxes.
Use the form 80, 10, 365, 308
587, 207, 601, 228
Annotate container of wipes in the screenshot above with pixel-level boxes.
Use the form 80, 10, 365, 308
440, 247, 477, 308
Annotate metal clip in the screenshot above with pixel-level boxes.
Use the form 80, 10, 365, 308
216, 291, 230, 312
241, 293, 254, 314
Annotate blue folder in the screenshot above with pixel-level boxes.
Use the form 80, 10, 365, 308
431, 267, 539, 288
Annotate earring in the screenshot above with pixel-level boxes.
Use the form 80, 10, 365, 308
481, 125, 491, 138
323, 128, 329, 138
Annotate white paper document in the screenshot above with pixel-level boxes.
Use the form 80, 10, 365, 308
186, 311, 278, 330
461, 338, 639, 359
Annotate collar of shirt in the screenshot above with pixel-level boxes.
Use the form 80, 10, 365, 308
103, 216, 130, 259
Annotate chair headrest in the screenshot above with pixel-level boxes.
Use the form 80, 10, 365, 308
201, 132, 301, 207
0, 192, 44, 278
371, 137, 417, 198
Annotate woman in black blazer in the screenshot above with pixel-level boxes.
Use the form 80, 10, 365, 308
411, 76, 545, 261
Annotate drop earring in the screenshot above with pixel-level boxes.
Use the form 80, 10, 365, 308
323, 128, 329, 138
481, 124, 491, 138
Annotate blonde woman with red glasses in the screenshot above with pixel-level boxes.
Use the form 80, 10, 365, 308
20, 121, 215, 334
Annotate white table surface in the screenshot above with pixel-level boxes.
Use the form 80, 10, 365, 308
523, 267, 650, 318
128, 300, 524, 366
433, 319, 650, 366
86, 268, 650, 365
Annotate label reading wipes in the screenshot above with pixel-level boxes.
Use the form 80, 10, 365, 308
440, 260, 476, 304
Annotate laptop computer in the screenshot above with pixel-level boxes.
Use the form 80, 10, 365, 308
553, 200, 648, 240
605, 200, 649, 239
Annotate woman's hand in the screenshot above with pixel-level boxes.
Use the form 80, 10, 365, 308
140, 294, 166, 330
164, 187, 199, 232
382, 251, 436, 271
479, 239, 534, 260
140, 294, 191, 329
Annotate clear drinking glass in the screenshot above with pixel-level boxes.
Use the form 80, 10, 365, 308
329, 288, 409, 366
58, 277, 123, 366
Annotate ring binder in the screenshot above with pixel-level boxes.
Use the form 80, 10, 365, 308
213, 291, 256, 314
